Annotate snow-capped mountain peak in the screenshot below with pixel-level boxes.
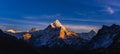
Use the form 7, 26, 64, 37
44, 19, 78, 39
49, 19, 66, 30
52, 19, 62, 27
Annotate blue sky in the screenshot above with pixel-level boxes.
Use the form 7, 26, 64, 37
0, 0, 120, 32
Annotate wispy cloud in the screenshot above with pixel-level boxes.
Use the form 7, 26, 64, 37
0, 17, 101, 33
23, 14, 62, 20
61, 18, 120, 24
74, 11, 87, 16
99, 6, 115, 14
0, 23, 42, 31
0, 18, 49, 26
105, 6, 115, 14
0, 18, 50, 31
64, 24, 100, 32
1, 16, 118, 33
96, 0, 120, 14
104, 0, 120, 7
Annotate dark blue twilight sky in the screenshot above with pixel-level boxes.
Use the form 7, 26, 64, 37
0, 0, 120, 32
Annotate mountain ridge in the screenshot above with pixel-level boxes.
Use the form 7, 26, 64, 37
4, 20, 96, 49
0, 20, 120, 54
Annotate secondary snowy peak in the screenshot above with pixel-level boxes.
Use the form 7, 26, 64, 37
29, 28, 40, 32
6, 29, 21, 33
79, 30, 96, 41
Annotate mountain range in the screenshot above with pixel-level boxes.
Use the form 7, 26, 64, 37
1, 20, 120, 54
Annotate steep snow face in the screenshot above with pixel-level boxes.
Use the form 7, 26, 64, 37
90, 24, 120, 49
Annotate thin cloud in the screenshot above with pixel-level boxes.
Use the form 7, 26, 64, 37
100, 6, 115, 14
96, 0, 120, 7
106, 6, 115, 14
23, 14, 62, 19
74, 11, 87, 16
0, 23, 48, 31
0, 17, 101, 33
96, 0, 120, 14
0, 18, 49, 26
1, 17, 118, 33
64, 24, 100, 33
61, 18, 120, 24
0, 18, 50, 31
104, 0, 120, 7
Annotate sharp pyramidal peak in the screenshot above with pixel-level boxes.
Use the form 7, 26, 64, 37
50, 19, 62, 28
46, 19, 65, 29
45, 19, 78, 39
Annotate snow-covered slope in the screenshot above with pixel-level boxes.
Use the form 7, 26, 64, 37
29, 20, 86, 49
78, 30, 96, 41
